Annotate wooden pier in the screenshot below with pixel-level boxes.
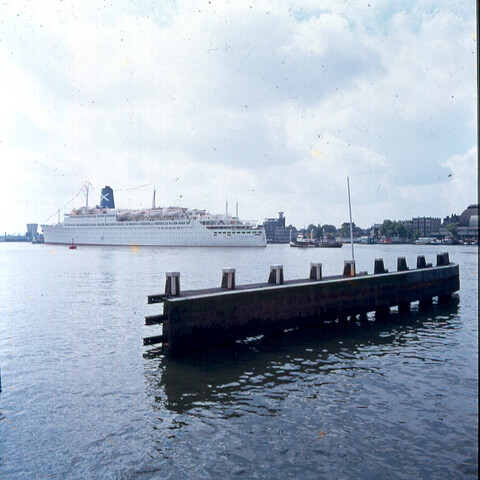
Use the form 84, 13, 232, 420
144, 253, 459, 357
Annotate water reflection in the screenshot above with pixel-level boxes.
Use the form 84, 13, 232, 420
144, 299, 460, 414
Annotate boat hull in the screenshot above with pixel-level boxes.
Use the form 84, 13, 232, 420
290, 241, 319, 248
41, 221, 266, 247
319, 243, 343, 248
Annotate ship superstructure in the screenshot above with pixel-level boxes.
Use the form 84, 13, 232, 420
41, 186, 266, 247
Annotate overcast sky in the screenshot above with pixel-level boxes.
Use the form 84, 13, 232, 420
0, 0, 476, 233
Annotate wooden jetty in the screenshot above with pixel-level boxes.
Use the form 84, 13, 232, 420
144, 253, 459, 357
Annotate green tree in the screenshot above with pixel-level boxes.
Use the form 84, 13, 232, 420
339, 222, 350, 237
353, 224, 363, 236
395, 223, 408, 239
446, 223, 458, 237
380, 219, 408, 239
316, 224, 323, 239
380, 220, 394, 237
340, 222, 359, 237
322, 224, 337, 235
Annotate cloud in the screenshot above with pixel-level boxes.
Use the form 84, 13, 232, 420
440, 146, 478, 212
0, 0, 476, 232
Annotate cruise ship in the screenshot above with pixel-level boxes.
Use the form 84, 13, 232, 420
41, 186, 266, 247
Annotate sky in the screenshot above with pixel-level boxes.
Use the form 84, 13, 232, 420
0, 0, 477, 234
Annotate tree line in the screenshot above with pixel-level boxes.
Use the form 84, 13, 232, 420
297, 219, 456, 240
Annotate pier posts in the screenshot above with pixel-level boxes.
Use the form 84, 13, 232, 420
417, 255, 427, 269
437, 253, 454, 303
165, 272, 181, 296
397, 257, 408, 271
343, 260, 355, 277
397, 253, 411, 312
415, 254, 442, 308
221, 268, 236, 290
374, 258, 388, 274
268, 265, 284, 285
310, 263, 322, 280
436, 252, 450, 266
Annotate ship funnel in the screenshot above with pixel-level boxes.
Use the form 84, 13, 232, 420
100, 186, 115, 209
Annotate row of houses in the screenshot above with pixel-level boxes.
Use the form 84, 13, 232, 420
399, 204, 478, 240
263, 204, 479, 243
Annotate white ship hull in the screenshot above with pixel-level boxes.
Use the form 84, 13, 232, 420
42, 217, 266, 247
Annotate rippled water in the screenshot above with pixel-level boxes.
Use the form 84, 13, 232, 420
0, 243, 477, 479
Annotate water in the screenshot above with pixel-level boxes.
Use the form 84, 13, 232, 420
0, 243, 477, 479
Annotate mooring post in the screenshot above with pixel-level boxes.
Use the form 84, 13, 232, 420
343, 260, 355, 277
165, 272, 181, 296
374, 258, 388, 274
436, 252, 445, 266
397, 256, 410, 311
309, 263, 322, 280
417, 255, 427, 269
397, 257, 408, 271
221, 268, 236, 290
436, 252, 450, 266
268, 265, 284, 285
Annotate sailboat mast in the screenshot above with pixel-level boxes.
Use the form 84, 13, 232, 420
347, 176, 355, 261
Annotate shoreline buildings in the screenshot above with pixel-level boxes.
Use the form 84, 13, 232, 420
263, 212, 296, 244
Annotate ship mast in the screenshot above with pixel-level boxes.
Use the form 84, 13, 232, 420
84, 181, 93, 208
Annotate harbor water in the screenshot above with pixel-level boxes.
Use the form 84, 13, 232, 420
0, 243, 478, 479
